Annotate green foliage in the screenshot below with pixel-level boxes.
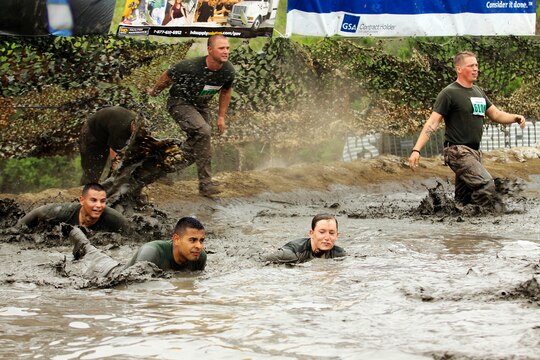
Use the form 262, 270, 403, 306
0, 156, 81, 193
0, 36, 193, 159
228, 37, 317, 112
0, 35, 173, 97
1, 34, 539, 166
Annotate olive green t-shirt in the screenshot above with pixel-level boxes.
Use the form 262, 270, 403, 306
18, 202, 129, 233
126, 239, 207, 271
433, 82, 493, 147
167, 56, 235, 108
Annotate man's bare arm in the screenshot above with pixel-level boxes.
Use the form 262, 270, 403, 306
147, 71, 173, 96
408, 112, 444, 169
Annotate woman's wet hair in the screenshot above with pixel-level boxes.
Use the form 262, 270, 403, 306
311, 214, 338, 230
174, 216, 205, 235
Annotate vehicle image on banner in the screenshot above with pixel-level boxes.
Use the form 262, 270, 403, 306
227, 0, 279, 30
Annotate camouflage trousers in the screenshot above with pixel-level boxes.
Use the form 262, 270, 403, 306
167, 97, 212, 188
442, 145, 500, 207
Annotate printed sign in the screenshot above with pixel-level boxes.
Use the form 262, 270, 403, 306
286, 0, 537, 37
118, 0, 281, 38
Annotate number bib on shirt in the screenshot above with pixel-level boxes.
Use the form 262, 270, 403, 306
470, 97, 486, 116
199, 84, 222, 96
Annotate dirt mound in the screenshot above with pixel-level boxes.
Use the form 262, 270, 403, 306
2, 148, 540, 209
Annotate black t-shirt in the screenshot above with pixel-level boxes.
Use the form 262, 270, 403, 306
167, 56, 235, 108
197, 2, 214, 22
433, 81, 493, 146
87, 106, 136, 151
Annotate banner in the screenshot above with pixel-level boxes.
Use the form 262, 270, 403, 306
0, 0, 116, 36
118, 0, 280, 38
286, 0, 537, 37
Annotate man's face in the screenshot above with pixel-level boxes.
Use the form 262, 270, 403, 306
173, 227, 205, 263
309, 219, 339, 252
79, 189, 106, 220
208, 37, 230, 64
457, 56, 478, 83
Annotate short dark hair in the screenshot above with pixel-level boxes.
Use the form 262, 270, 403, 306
311, 214, 338, 231
454, 50, 476, 66
82, 182, 106, 196
207, 34, 227, 48
174, 217, 205, 235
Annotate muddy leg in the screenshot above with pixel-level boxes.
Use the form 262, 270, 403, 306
68, 227, 121, 279
168, 101, 212, 188
80, 122, 109, 185
444, 145, 502, 210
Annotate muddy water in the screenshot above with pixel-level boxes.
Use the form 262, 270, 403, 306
1, 183, 540, 359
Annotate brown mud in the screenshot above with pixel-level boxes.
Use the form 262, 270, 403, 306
1, 149, 540, 359
1, 148, 540, 291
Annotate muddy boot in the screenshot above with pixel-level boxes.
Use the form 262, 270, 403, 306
66, 225, 90, 260
199, 181, 221, 197
82, 252, 121, 279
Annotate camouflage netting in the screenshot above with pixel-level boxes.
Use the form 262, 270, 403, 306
1, 35, 539, 159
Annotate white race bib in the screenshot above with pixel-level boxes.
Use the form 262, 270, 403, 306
199, 84, 222, 96
470, 97, 486, 116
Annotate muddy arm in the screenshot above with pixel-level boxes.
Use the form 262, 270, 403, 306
125, 244, 162, 269
17, 204, 58, 229
262, 248, 301, 264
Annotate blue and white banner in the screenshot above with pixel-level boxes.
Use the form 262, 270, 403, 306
286, 0, 537, 37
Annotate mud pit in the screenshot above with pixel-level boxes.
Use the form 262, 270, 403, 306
1, 149, 540, 359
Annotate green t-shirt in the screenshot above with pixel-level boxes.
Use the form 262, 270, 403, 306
264, 237, 346, 264
87, 106, 136, 151
433, 82, 493, 147
167, 56, 235, 108
126, 239, 207, 271
18, 202, 129, 233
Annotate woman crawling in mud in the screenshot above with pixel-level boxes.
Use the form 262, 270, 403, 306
263, 213, 346, 264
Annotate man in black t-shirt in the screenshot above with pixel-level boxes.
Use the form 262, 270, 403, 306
264, 214, 346, 264
80, 106, 137, 185
408, 51, 526, 209
147, 35, 235, 197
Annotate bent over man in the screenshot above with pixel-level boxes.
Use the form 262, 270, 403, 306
147, 34, 235, 197
264, 214, 346, 264
80, 106, 137, 185
408, 50, 526, 209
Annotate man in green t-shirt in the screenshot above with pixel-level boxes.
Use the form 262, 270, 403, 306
17, 183, 129, 234
408, 51, 527, 209
147, 34, 235, 197
68, 216, 206, 279
263, 214, 346, 264
80, 106, 137, 185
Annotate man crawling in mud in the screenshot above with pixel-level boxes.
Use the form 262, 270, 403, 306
408, 50, 527, 210
264, 214, 346, 264
66, 216, 207, 280
17, 183, 130, 234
